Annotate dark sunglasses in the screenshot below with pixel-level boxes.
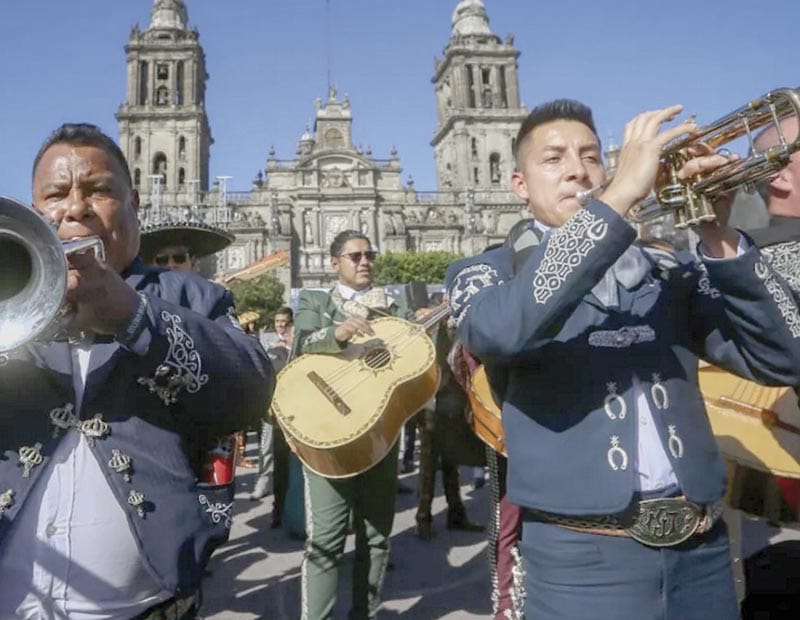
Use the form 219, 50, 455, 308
339, 251, 378, 263
154, 252, 190, 266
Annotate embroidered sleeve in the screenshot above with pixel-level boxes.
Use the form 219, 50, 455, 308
137, 310, 210, 405
448, 263, 503, 326
754, 259, 800, 338
533, 209, 608, 305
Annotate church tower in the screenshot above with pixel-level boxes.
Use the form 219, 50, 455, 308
116, 0, 212, 196
431, 0, 528, 192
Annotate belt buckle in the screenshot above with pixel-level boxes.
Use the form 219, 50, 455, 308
626, 497, 702, 547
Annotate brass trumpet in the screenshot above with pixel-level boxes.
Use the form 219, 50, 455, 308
0, 196, 105, 353
578, 87, 800, 228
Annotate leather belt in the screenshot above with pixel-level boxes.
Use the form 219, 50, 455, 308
527, 497, 725, 547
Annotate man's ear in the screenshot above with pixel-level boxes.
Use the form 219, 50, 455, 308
511, 170, 529, 202
770, 167, 793, 194
131, 189, 140, 212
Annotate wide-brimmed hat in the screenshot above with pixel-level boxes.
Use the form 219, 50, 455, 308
237, 310, 261, 326
139, 221, 235, 261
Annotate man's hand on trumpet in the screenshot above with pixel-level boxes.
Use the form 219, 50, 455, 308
66, 249, 140, 337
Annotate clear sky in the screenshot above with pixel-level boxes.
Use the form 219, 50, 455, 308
1, 0, 797, 203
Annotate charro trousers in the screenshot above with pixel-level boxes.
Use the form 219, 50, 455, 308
300, 445, 398, 620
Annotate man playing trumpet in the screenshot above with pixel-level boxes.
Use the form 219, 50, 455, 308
446, 99, 800, 619
0, 123, 273, 618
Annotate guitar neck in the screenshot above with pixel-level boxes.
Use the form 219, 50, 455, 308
419, 301, 450, 331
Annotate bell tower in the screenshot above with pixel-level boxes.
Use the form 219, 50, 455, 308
116, 0, 212, 196
432, 0, 528, 192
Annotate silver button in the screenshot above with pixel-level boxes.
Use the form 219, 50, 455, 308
45, 524, 58, 537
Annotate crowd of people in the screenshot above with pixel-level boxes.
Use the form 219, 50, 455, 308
1, 99, 800, 620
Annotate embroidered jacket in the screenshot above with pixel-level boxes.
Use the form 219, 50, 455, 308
0, 260, 273, 595
445, 200, 800, 515
293, 286, 414, 357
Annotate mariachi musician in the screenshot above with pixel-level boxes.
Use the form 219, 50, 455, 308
292, 229, 414, 620
446, 97, 800, 619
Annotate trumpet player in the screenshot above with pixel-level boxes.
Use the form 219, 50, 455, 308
0, 123, 273, 619
445, 99, 800, 620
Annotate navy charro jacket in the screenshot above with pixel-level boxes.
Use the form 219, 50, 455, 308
0, 259, 273, 596
446, 200, 800, 516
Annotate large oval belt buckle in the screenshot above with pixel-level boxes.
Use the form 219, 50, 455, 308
626, 498, 702, 547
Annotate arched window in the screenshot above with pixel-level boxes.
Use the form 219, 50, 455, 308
489, 153, 502, 185
178, 168, 186, 186
134, 137, 142, 159
176, 61, 184, 105
155, 86, 169, 106
152, 153, 167, 186
471, 137, 478, 159
178, 136, 186, 160
139, 61, 148, 105
134, 168, 141, 188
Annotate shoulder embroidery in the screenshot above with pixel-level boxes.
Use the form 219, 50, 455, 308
533, 209, 608, 305
448, 263, 503, 326
761, 241, 800, 293
754, 259, 800, 338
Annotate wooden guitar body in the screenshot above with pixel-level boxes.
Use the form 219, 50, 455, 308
699, 363, 800, 479
466, 364, 506, 456
271, 316, 440, 478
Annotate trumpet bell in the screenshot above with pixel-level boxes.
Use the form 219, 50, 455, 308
0, 196, 69, 353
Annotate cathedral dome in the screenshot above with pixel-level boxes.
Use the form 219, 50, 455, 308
451, 0, 492, 37
150, 0, 189, 30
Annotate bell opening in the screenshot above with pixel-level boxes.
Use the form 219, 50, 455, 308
0, 237, 32, 302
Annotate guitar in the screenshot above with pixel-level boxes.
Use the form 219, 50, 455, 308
270, 303, 450, 478
698, 363, 800, 479
466, 364, 506, 456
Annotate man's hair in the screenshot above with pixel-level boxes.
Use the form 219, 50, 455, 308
275, 306, 294, 321
330, 229, 371, 257
32, 123, 133, 188
514, 99, 598, 166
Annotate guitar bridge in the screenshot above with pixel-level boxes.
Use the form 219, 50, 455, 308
307, 371, 351, 416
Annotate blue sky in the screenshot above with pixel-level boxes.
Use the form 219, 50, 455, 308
1, 0, 797, 202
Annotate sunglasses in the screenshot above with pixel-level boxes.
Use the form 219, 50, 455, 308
339, 251, 378, 263
154, 252, 190, 266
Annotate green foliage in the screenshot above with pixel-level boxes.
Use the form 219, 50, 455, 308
228, 273, 286, 329
374, 251, 462, 286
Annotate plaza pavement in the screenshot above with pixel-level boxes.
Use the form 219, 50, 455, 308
201, 439, 494, 619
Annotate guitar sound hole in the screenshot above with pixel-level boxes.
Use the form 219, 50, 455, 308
363, 347, 391, 370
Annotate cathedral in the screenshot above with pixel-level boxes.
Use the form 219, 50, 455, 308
117, 0, 537, 287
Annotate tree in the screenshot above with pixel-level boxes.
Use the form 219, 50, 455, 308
374, 251, 462, 286
227, 273, 285, 330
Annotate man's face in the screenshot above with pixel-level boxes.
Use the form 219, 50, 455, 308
151, 244, 196, 273
274, 313, 291, 335
511, 119, 606, 227
32, 143, 140, 273
331, 238, 375, 290
755, 117, 800, 204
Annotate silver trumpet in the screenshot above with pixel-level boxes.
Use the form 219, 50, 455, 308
578, 87, 800, 229
0, 196, 105, 353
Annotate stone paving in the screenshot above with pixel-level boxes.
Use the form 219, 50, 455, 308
201, 441, 493, 619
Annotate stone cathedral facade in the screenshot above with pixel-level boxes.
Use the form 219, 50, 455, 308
118, 0, 535, 288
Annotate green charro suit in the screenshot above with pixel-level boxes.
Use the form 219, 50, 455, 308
294, 286, 413, 620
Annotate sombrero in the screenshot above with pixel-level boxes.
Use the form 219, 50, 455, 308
237, 310, 261, 326
139, 221, 235, 261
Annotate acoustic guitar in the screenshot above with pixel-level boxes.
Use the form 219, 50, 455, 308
466, 364, 506, 456
698, 363, 800, 479
271, 304, 449, 478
